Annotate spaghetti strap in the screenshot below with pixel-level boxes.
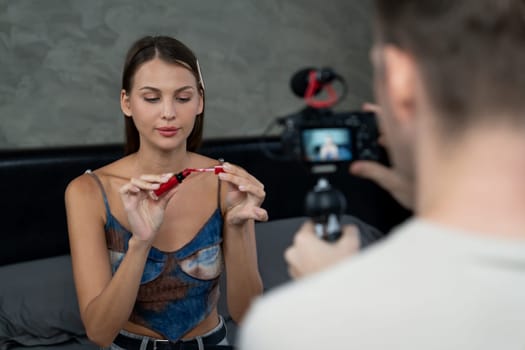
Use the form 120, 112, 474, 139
85, 170, 111, 217
217, 158, 224, 213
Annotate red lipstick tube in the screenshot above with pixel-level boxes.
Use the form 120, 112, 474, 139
153, 166, 224, 197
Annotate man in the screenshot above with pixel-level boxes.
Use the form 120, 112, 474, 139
238, 0, 525, 349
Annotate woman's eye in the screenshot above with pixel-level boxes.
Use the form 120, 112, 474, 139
144, 97, 160, 103
177, 97, 191, 103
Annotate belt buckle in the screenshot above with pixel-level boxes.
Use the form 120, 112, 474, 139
152, 339, 170, 350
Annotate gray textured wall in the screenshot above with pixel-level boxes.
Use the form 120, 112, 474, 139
0, 0, 374, 149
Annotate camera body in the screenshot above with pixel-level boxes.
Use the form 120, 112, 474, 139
280, 107, 383, 174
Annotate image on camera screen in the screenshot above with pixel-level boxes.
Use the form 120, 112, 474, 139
301, 127, 353, 163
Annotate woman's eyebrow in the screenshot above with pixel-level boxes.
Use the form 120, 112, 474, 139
138, 85, 195, 93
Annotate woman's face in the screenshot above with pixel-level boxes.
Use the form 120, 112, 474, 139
121, 57, 203, 152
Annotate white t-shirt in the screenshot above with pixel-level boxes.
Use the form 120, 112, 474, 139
238, 219, 525, 350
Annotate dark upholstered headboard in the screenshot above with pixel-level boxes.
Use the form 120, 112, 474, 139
0, 137, 411, 266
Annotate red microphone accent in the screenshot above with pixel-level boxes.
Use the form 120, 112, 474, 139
304, 70, 339, 109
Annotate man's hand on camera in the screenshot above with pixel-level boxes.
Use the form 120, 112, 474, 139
349, 102, 414, 210
284, 221, 360, 280
350, 161, 413, 210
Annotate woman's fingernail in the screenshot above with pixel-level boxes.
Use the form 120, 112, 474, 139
256, 208, 267, 219
161, 173, 173, 181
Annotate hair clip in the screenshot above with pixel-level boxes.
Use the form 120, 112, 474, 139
196, 59, 205, 90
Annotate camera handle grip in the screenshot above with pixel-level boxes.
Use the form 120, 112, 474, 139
304, 178, 347, 242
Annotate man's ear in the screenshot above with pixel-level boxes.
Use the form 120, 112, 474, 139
382, 45, 418, 125
120, 89, 132, 117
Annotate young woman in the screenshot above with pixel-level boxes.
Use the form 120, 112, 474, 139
65, 35, 268, 349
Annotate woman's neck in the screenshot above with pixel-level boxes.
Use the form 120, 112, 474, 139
132, 145, 190, 175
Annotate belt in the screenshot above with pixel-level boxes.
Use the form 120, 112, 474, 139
113, 322, 228, 350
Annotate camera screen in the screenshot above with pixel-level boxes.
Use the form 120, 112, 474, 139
301, 127, 353, 163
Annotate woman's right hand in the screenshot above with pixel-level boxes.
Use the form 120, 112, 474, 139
118, 173, 175, 242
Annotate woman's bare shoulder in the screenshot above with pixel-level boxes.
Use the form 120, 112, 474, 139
65, 157, 130, 198
64, 171, 103, 222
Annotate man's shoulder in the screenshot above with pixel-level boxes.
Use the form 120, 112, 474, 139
239, 218, 525, 349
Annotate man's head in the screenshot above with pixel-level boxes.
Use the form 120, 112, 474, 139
371, 0, 525, 180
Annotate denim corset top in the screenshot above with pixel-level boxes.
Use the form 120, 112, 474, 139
88, 171, 224, 342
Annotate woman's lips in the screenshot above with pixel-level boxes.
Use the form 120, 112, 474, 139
157, 127, 179, 137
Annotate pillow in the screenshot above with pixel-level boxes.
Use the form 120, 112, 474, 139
0, 255, 90, 349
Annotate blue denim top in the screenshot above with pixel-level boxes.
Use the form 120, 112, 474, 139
88, 171, 224, 342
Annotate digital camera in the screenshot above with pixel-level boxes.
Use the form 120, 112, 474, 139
279, 107, 383, 174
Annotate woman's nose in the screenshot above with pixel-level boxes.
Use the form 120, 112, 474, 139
162, 101, 176, 120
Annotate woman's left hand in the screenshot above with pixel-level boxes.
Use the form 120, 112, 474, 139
219, 162, 268, 225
